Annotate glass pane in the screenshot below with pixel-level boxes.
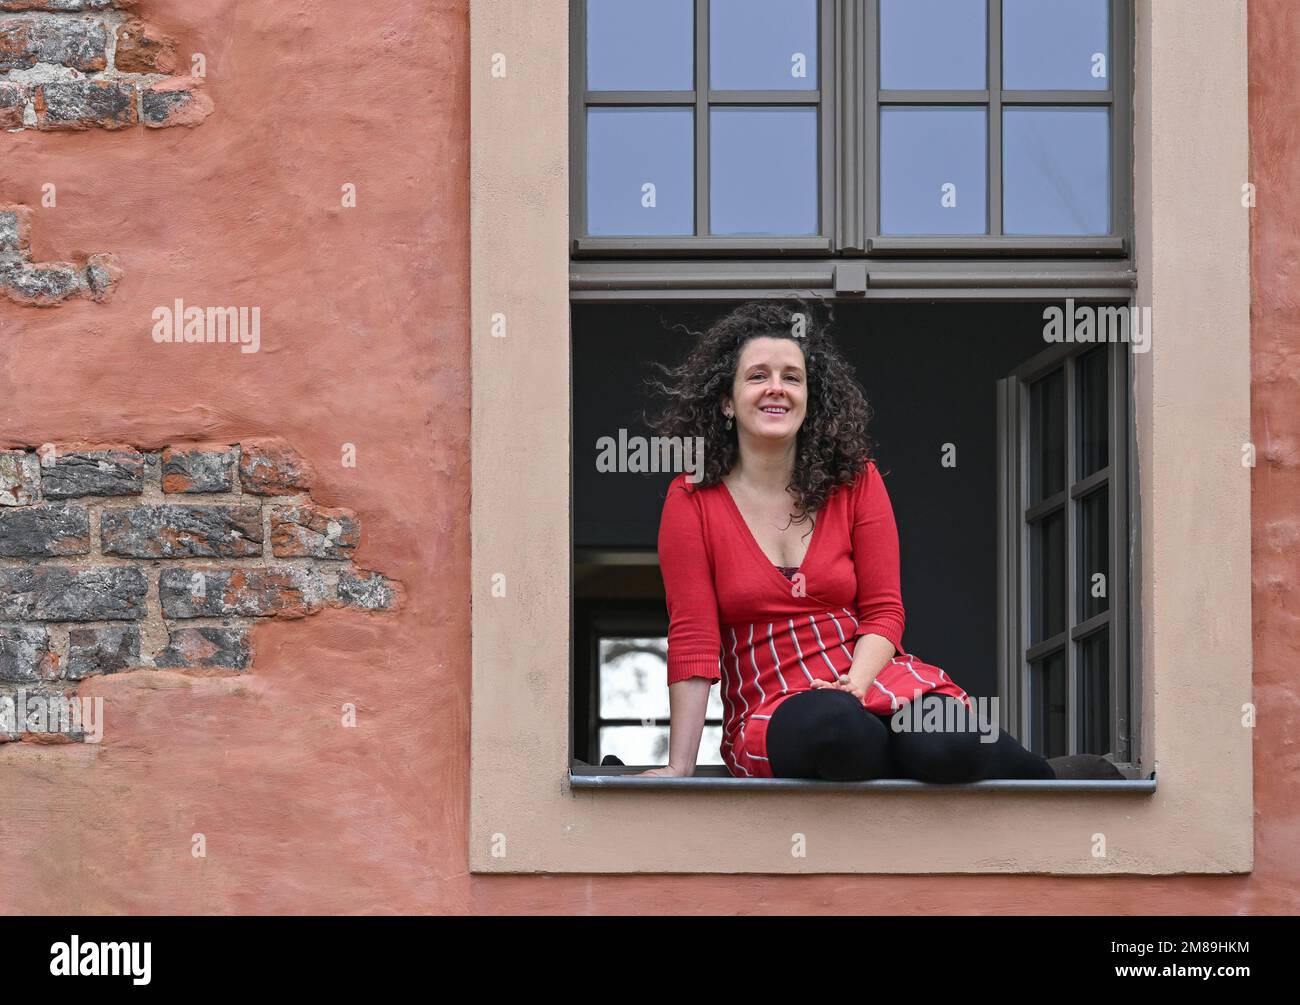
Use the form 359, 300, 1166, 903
1029, 368, 1065, 502
879, 0, 986, 90
587, 107, 694, 235
710, 107, 818, 235
1030, 509, 1066, 643
1078, 486, 1108, 621
599, 636, 670, 719
1077, 345, 1108, 478
1003, 0, 1110, 91
880, 107, 987, 235
1030, 649, 1068, 758
599, 725, 725, 765
710, 0, 817, 91
1003, 107, 1110, 235
586, 0, 694, 91
1077, 629, 1110, 755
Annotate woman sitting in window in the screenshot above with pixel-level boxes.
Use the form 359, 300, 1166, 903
638, 300, 1118, 782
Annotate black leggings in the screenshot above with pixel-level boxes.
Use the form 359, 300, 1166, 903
765, 688, 1055, 782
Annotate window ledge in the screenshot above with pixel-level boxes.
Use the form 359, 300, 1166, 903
570, 767, 1156, 794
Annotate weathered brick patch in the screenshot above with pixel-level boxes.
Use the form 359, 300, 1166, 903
0, 438, 401, 743
0, 1, 211, 134
0, 203, 122, 307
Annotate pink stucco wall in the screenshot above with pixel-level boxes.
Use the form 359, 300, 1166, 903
0, 0, 1295, 913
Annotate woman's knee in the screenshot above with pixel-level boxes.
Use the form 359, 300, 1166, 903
888, 696, 996, 783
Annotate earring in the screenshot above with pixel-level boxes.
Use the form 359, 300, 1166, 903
725, 414, 733, 431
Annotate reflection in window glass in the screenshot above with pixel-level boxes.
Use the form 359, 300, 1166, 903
600, 725, 725, 766
1029, 368, 1065, 502
586, 0, 694, 91
1078, 486, 1108, 622
599, 637, 671, 719
1030, 509, 1066, 644
1003, 0, 1109, 91
1078, 630, 1110, 755
880, 107, 986, 234
587, 108, 694, 235
1077, 346, 1109, 478
1003, 107, 1110, 235
1031, 649, 1068, 758
879, 0, 986, 90
711, 107, 818, 235
710, 0, 818, 91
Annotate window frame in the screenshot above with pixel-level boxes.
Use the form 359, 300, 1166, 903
470, 0, 1255, 875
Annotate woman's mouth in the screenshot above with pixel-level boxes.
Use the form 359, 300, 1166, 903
759, 404, 789, 415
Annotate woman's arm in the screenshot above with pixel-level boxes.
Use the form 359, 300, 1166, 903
640, 477, 723, 777
847, 462, 907, 691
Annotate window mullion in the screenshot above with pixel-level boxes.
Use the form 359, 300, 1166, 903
695, 0, 709, 238
1064, 354, 1078, 754
989, 0, 1003, 236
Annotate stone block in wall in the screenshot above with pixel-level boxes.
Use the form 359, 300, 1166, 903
0, 503, 90, 556
337, 570, 398, 611
0, 14, 108, 72
0, 80, 23, 129
0, 450, 40, 505
0, 566, 148, 620
67, 625, 139, 679
239, 439, 312, 496
113, 15, 173, 73
161, 446, 235, 494
141, 77, 212, 129
34, 79, 136, 130
157, 627, 249, 671
159, 567, 328, 619
41, 448, 144, 498
0, 626, 56, 682
101, 504, 262, 558
270, 503, 359, 560
0, 3, 134, 11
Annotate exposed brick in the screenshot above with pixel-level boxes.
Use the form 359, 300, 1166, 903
0, 566, 148, 620
0, 14, 108, 71
1, 262, 83, 306
270, 503, 359, 560
160, 567, 328, 619
0, 2, 134, 10
0, 204, 30, 262
114, 15, 174, 73
0, 627, 56, 682
41, 448, 144, 498
0, 685, 86, 743
0, 503, 90, 556
239, 439, 312, 496
84, 251, 122, 302
0, 80, 24, 131
101, 503, 262, 558
141, 76, 212, 129
68, 625, 138, 679
157, 627, 249, 670
0, 450, 40, 505
34, 79, 136, 131
337, 570, 398, 611
161, 445, 235, 494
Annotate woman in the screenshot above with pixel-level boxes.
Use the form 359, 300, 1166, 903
637, 301, 1117, 782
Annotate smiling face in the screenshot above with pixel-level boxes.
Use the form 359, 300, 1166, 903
723, 336, 809, 443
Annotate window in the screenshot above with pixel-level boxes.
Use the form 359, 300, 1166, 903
469, 0, 1255, 874
572, 0, 1131, 258
997, 339, 1134, 764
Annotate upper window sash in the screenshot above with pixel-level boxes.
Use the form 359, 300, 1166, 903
571, 0, 1133, 260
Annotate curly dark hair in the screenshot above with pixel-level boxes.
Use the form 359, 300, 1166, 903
643, 299, 874, 526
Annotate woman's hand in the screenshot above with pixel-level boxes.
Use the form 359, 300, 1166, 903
635, 764, 690, 778
811, 673, 871, 705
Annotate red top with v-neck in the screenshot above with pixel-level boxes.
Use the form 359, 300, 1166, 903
657, 460, 970, 778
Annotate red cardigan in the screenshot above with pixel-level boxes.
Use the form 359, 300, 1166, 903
656, 460, 969, 777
